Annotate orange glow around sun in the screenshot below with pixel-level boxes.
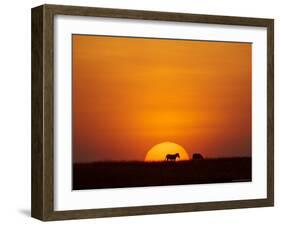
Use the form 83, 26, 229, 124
72, 35, 252, 163
145, 142, 190, 161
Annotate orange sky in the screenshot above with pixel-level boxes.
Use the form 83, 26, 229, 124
72, 35, 252, 163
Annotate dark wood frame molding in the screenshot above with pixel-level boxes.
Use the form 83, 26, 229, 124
31, 4, 274, 221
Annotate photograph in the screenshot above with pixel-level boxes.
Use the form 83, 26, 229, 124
72, 34, 252, 190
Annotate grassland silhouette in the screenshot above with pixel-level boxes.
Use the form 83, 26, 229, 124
73, 157, 251, 190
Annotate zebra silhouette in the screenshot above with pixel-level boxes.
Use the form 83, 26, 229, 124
165, 153, 180, 161
192, 153, 204, 160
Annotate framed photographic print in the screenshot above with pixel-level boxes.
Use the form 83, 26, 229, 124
31, 4, 274, 221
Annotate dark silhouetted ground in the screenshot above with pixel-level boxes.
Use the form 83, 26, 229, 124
73, 157, 251, 190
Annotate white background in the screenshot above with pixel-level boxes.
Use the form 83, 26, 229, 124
54, 16, 267, 210
0, 0, 279, 225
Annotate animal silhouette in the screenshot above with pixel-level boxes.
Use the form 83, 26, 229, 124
165, 153, 180, 161
192, 153, 204, 160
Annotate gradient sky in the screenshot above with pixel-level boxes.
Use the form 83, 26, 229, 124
72, 35, 252, 163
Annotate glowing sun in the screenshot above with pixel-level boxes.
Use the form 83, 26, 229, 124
145, 142, 190, 161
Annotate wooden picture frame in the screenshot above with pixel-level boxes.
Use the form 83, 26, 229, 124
31, 4, 274, 221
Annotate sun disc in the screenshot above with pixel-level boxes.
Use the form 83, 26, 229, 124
145, 142, 189, 161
